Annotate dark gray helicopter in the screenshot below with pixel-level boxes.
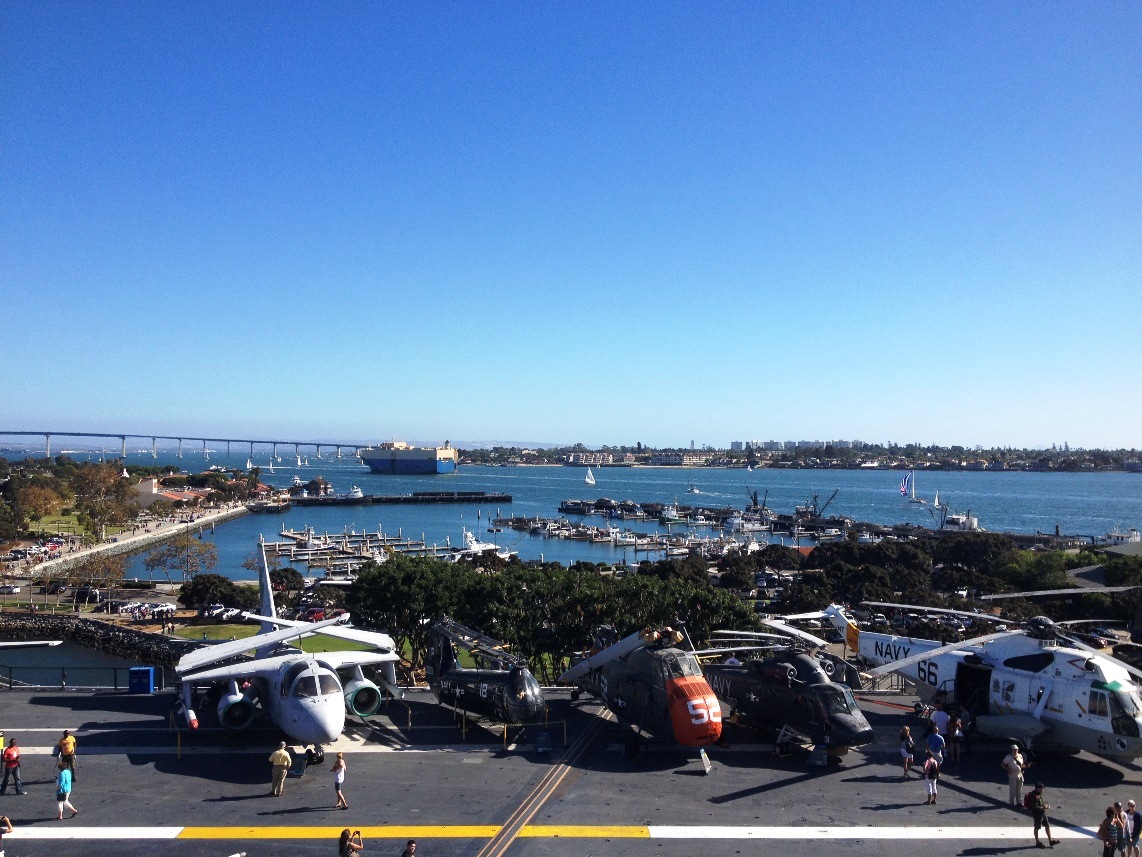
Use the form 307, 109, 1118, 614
425, 617, 546, 724
699, 621, 874, 762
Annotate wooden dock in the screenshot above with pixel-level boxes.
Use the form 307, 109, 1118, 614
261, 525, 459, 574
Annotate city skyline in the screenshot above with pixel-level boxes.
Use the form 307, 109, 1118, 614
3, 5, 1139, 449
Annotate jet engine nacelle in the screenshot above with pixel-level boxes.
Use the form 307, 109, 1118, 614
217, 689, 258, 731
343, 677, 383, 717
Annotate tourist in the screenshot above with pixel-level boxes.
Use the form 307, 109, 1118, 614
1103, 805, 1126, 857
55, 764, 77, 819
922, 749, 940, 804
1028, 784, 1058, 849
1127, 799, 1142, 857
0, 813, 12, 854
331, 752, 349, 809
400, 840, 417, 857
269, 741, 291, 796
56, 729, 77, 778
946, 712, 964, 762
1001, 744, 1026, 806
926, 723, 945, 768
900, 725, 915, 778
339, 828, 364, 856
1, 739, 26, 795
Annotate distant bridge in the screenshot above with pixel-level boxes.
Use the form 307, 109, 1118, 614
0, 430, 374, 460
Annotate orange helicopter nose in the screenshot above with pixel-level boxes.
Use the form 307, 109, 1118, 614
667, 676, 722, 746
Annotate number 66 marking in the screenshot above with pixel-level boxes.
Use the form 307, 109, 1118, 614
917, 660, 938, 686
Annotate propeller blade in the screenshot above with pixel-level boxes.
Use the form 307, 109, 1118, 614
711, 630, 788, 640
865, 630, 1023, 677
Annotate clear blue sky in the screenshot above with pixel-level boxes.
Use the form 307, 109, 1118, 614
3, 3, 1139, 449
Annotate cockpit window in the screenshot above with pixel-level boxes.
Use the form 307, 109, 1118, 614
291, 676, 319, 698
817, 685, 857, 714
318, 673, 340, 695
282, 661, 308, 696
1089, 689, 1109, 718
659, 652, 702, 681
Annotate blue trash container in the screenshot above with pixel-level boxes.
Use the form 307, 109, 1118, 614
128, 666, 154, 694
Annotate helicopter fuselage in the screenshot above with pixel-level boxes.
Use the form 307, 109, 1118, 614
572, 645, 722, 746
704, 652, 874, 752
826, 606, 1142, 758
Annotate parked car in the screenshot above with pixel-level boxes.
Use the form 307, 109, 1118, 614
0, 584, 20, 594
299, 606, 326, 622
75, 586, 102, 602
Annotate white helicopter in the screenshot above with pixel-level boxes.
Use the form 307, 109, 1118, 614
175, 547, 402, 757
818, 601, 1142, 759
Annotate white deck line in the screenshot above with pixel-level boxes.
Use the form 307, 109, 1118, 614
648, 825, 1099, 840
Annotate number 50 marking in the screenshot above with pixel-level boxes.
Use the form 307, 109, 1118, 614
688, 697, 723, 725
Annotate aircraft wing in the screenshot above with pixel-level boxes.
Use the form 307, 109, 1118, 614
242, 612, 397, 652
313, 650, 401, 670
177, 614, 352, 675
179, 652, 302, 683
0, 641, 63, 648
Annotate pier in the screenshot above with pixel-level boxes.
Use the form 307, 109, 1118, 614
291, 490, 511, 507
261, 525, 480, 574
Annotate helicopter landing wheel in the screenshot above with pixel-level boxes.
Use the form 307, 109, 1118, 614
624, 733, 641, 758
570, 690, 580, 702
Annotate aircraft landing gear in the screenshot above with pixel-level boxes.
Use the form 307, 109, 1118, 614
305, 745, 326, 766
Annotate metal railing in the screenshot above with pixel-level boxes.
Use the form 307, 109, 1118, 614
0, 664, 168, 691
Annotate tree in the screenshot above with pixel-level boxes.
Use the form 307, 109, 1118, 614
177, 574, 258, 610
144, 532, 218, 583
72, 462, 136, 541
270, 567, 306, 594
66, 553, 125, 609
19, 483, 63, 522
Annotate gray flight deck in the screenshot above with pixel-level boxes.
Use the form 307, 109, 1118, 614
0, 687, 1131, 857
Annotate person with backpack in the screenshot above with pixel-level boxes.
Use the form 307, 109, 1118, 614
922, 749, 940, 805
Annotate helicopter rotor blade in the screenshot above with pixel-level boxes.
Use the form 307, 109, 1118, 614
760, 620, 828, 648
977, 586, 1137, 601
692, 645, 784, 656
861, 601, 1010, 623
865, 630, 1024, 678
711, 630, 789, 641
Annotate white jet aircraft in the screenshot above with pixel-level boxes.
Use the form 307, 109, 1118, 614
176, 548, 402, 753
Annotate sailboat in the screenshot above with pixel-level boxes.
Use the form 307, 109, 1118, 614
246, 458, 253, 469
933, 489, 941, 509
900, 470, 926, 505
268, 460, 274, 474
585, 467, 596, 486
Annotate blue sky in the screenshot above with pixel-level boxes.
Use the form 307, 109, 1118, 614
3, 3, 1139, 449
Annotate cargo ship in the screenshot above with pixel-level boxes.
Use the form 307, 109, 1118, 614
358, 441, 459, 475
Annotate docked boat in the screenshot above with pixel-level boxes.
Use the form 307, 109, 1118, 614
246, 493, 291, 513
444, 528, 516, 563
1103, 528, 1141, 545
359, 440, 459, 475
659, 503, 686, 525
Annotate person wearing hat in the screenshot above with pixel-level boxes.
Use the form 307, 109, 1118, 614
1127, 799, 1142, 857
1001, 743, 1028, 806
1030, 783, 1059, 848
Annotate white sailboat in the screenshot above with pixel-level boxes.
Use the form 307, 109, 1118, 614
933, 489, 941, 509
246, 458, 253, 469
585, 467, 596, 486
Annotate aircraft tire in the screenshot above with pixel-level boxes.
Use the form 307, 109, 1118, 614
570, 690, 580, 701
624, 733, 640, 758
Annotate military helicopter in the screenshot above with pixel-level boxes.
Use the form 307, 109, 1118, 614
559, 624, 722, 755
698, 622, 874, 762
820, 601, 1142, 759
425, 617, 546, 724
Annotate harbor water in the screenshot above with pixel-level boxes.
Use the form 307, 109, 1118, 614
81, 450, 1142, 581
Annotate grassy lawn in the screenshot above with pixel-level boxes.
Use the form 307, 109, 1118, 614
174, 623, 370, 652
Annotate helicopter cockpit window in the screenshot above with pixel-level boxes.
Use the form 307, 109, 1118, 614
1111, 692, 1141, 737
317, 673, 340, 695
291, 675, 319, 698
659, 653, 702, 681
1088, 689, 1110, 718
1002, 652, 1055, 672
817, 685, 857, 714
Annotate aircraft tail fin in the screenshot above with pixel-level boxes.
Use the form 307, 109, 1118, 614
258, 545, 277, 636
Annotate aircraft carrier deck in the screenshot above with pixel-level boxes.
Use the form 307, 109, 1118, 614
0, 687, 1128, 857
